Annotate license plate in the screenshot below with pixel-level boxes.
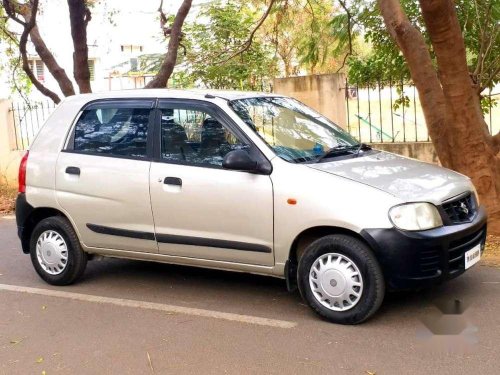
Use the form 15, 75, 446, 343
464, 243, 481, 269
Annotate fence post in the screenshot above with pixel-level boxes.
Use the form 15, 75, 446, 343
0, 99, 18, 152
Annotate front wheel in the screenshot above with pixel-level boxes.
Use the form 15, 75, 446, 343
297, 234, 385, 324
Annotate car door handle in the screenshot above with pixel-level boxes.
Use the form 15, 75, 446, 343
65, 166, 80, 176
164, 177, 182, 186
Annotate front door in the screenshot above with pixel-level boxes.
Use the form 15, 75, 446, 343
149, 100, 274, 266
56, 99, 158, 253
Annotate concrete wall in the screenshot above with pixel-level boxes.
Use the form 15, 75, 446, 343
273, 74, 347, 128
0, 99, 23, 186
0, 96, 439, 186
370, 142, 439, 165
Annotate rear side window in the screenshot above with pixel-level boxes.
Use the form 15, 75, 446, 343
73, 101, 152, 158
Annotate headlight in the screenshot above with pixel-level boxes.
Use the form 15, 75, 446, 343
472, 186, 480, 206
389, 203, 443, 231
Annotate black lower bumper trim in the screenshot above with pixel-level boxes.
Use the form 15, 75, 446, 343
361, 207, 487, 290
15, 193, 34, 253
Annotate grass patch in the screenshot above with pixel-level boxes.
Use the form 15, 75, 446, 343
0, 183, 16, 214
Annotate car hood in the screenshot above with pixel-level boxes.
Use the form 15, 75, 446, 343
307, 151, 472, 204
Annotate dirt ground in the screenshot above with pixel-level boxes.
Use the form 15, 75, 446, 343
0, 185, 16, 215
483, 235, 500, 267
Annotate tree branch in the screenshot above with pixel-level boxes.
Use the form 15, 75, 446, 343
216, 0, 277, 64
480, 63, 500, 92
15, 2, 76, 96
3, 0, 75, 97
492, 132, 500, 154
145, 0, 192, 88
0, 23, 19, 44
17, 0, 61, 103
335, 0, 353, 73
2, 0, 25, 26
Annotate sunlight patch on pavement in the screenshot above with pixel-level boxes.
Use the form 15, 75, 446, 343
0, 283, 297, 329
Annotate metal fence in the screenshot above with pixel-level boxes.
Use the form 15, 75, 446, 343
9, 100, 57, 150
8, 84, 499, 149
344, 79, 499, 143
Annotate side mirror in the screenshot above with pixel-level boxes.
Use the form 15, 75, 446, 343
223, 149, 258, 172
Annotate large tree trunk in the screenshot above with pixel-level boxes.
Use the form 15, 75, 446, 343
145, 0, 192, 88
67, 0, 91, 93
378, 0, 500, 234
18, 5, 75, 97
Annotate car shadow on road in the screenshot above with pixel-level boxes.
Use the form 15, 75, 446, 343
77, 256, 485, 325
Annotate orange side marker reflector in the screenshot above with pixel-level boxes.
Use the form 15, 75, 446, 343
287, 198, 297, 205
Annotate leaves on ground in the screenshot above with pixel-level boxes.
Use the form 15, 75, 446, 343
0, 184, 16, 214
147, 351, 155, 373
36, 357, 44, 363
483, 235, 500, 268
10, 338, 24, 346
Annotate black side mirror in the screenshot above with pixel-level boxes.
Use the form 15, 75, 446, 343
223, 149, 258, 172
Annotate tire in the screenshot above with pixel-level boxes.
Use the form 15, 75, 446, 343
297, 234, 385, 324
30, 216, 87, 285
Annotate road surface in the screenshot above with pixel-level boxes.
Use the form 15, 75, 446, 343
0, 216, 499, 374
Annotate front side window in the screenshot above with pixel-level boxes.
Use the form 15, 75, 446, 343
74, 102, 151, 158
160, 107, 247, 167
229, 97, 359, 163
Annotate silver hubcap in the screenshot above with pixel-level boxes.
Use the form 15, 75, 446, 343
309, 253, 363, 311
36, 230, 68, 275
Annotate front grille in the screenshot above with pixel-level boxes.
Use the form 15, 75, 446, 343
441, 193, 476, 224
447, 226, 486, 274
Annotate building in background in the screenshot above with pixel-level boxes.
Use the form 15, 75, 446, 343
0, 0, 206, 101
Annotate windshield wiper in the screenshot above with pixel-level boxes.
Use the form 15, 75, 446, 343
315, 145, 357, 162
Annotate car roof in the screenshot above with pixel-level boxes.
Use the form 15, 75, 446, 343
63, 89, 285, 103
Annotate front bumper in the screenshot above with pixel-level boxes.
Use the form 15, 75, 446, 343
361, 207, 487, 290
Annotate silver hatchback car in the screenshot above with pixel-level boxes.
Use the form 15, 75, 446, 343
16, 90, 487, 324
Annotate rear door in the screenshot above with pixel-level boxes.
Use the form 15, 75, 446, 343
149, 100, 274, 266
56, 99, 158, 253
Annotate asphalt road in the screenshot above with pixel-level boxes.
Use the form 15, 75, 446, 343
0, 215, 499, 375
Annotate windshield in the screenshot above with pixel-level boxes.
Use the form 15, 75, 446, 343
229, 97, 359, 163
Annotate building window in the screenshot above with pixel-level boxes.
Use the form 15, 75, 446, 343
88, 60, 95, 81
29, 59, 45, 82
120, 44, 144, 54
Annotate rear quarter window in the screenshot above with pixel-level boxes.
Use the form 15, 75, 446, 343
73, 101, 152, 158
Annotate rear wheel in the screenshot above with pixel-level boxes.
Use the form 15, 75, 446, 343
30, 216, 87, 285
297, 234, 385, 324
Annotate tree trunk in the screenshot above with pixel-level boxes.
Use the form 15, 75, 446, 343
18, 6, 75, 97
145, 0, 192, 88
378, 0, 500, 234
67, 0, 91, 93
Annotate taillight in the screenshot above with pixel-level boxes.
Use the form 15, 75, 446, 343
18, 151, 29, 193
